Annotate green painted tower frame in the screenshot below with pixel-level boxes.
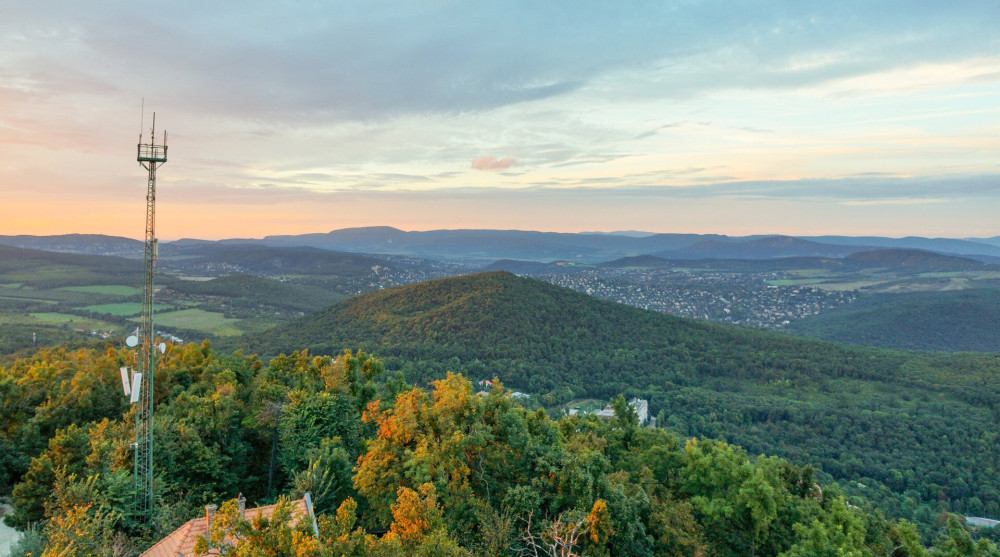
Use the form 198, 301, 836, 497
135, 113, 166, 521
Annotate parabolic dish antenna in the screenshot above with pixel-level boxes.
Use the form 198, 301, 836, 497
126, 335, 139, 347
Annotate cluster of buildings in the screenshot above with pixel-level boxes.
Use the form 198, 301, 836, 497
537, 270, 855, 328
174, 261, 248, 277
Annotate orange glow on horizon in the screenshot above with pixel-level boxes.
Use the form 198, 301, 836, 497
5, 187, 999, 241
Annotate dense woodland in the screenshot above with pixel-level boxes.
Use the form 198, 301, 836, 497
163, 274, 345, 315
2, 343, 998, 556
788, 289, 1000, 352
250, 272, 1000, 537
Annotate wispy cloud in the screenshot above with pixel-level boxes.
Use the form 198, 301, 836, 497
471, 156, 516, 171
841, 198, 949, 206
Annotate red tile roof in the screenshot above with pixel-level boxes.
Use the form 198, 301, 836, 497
140, 498, 310, 557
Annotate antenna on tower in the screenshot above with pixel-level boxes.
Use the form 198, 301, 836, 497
133, 105, 167, 523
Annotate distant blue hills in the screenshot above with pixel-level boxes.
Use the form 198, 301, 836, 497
4, 227, 1000, 265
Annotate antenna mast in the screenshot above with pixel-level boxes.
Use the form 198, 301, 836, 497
135, 111, 167, 522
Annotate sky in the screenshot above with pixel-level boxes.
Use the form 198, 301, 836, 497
2, 1, 999, 240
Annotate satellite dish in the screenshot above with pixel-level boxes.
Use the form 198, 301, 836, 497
158, 343, 166, 354
126, 335, 139, 347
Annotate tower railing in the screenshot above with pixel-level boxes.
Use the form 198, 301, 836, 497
137, 143, 168, 162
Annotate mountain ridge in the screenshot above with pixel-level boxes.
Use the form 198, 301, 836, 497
9, 229, 1000, 263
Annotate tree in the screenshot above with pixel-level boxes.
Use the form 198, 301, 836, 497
648, 495, 705, 556
8, 423, 91, 529
932, 515, 1000, 557
354, 373, 487, 530
387, 483, 444, 547
289, 438, 354, 515
38, 472, 137, 557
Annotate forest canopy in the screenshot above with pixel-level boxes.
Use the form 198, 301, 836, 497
1, 343, 997, 556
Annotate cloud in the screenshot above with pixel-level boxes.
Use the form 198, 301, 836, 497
471, 156, 516, 171
582, 174, 1000, 203
841, 198, 948, 206
7, 1, 998, 126
158, 173, 1000, 207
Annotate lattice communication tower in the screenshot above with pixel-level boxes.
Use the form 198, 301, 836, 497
135, 113, 167, 521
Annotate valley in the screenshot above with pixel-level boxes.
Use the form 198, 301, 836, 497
0, 242, 461, 357
6, 230, 1000, 357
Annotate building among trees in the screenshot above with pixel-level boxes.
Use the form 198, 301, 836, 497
140, 494, 316, 556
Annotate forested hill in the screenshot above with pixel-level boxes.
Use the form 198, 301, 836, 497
788, 288, 1000, 352
161, 243, 386, 277
256, 270, 792, 395
843, 248, 987, 271
253, 271, 1000, 529
0, 233, 142, 257
253, 271, 950, 397
0, 243, 142, 287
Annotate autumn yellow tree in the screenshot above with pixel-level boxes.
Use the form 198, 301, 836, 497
354, 372, 488, 531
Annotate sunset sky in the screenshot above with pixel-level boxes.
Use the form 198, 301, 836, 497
2, 1, 999, 240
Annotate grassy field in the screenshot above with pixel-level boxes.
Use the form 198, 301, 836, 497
28, 312, 119, 331
817, 280, 892, 291
0, 266, 136, 288
84, 302, 144, 316
0, 247, 347, 354
0, 312, 45, 325
767, 278, 826, 286
83, 302, 179, 316
0, 286, 96, 304
59, 285, 140, 296
143, 308, 243, 336
0, 296, 59, 304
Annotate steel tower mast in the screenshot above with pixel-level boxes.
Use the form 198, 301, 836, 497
135, 113, 167, 521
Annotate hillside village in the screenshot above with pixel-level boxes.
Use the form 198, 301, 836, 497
539, 269, 856, 328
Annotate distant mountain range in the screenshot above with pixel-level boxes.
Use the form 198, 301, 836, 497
0, 234, 143, 257
250, 228, 1000, 263
6, 228, 1000, 264
250, 227, 722, 263
487, 248, 991, 275
802, 235, 1000, 257
655, 236, 866, 260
